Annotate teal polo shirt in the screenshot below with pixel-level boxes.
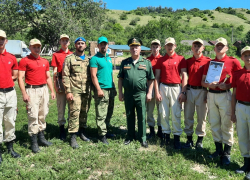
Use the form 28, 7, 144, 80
90, 52, 114, 89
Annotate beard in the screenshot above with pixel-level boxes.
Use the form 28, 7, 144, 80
76, 47, 84, 53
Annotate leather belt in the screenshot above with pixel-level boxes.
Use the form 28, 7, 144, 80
161, 83, 179, 87
238, 100, 250, 106
208, 89, 230, 93
0, 87, 14, 93
187, 84, 206, 90
25, 84, 46, 88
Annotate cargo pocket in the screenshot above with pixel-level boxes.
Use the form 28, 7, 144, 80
175, 101, 182, 119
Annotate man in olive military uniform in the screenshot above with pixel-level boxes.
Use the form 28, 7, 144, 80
118, 38, 155, 148
62, 37, 92, 149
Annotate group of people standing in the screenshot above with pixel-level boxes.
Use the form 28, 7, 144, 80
1, 29, 250, 178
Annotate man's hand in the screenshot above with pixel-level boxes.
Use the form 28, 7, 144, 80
97, 89, 104, 97
209, 82, 218, 89
66, 93, 74, 101
218, 82, 227, 90
146, 92, 152, 102
178, 93, 187, 103
54, 85, 59, 93
23, 93, 30, 103
119, 93, 124, 101
51, 92, 56, 100
231, 114, 237, 123
156, 92, 162, 102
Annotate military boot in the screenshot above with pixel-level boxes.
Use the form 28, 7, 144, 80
70, 133, 79, 149
99, 135, 109, 145
222, 144, 231, 165
38, 131, 52, 146
0, 146, 3, 165
147, 126, 155, 140
183, 135, 194, 148
6, 140, 20, 158
30, 134, 40, 153
160, 133, 170, 147
235, 157, 250, 174
59, 125, 66, 141
208, 142, 223, 159
79, 127, 90, 142
174, 135, 181, 150
156, 126, 163, 138
195, 136, 203, 149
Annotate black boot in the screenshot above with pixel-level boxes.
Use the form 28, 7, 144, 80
70, 133, 79, 149
195, 136, 203, 149
235, 157, 250, 174
38, 131, 52, 146
174, 135, 181, 150
160, 133, 170, 147
30, 134, 40, 153
208, 142, 223, 159
147, 126, 155, 139
183, 135, 193, 148
99, 135, 109, 145
79, 127, 90, 142
6, 140, 20, 158
156, 126, 163, 138
59, 125, 66, 141
222, 144, 231, 165
0, 146, 3, 165
141, 141, 148, 148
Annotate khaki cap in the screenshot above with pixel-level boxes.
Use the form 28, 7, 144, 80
241, 46, 250, 55
164, 37, 175, 45
0, 30, 6, 38
151, 39, 161, 45
60, 34, 69, 39
215, 37, 227, 46
193, 38, 204, 45
29, 38, 42, 46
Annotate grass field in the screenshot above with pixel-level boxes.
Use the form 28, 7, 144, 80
0, 71, 247, 179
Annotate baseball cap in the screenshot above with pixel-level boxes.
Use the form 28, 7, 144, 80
164, 37, 176, 45
241, 46, 250, 55
193, 38, 204, 45
215, 37, 227, 46
0, 30, 6, 38
29, 38, 42, 46
151, 39, 161, 45
74, 37, 86, 44
60, 34, 69, 40
98, 36, 108, 44
127, 37, 142, 46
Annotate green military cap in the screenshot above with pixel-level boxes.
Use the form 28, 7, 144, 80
241, 46, 250, 55
128, 38, 142, 46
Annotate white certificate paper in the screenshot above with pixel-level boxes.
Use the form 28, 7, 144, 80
205, 61, 224, 83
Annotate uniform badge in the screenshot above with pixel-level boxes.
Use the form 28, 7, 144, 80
132, 38, 136, 43
8, 61, 11, 64
124, 66, 131, 69
43, 64, 45, 67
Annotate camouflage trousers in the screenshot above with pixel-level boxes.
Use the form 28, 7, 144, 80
68, 92, 92, 133
94, 88, 116, 136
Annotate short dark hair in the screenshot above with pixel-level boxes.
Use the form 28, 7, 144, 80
193, 42, 203, 46
151, 43, 160, 46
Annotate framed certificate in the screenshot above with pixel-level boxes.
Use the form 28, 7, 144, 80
205, 61, 224, 83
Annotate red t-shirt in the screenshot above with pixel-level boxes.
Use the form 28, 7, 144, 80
232, 68, 250, 102
155, 53, 187, 84
18, 54, 50, 85
203, 55, 242, 90
51, 49, 72, 73
147, 53, 162, 75
0, 50, 18, 88
186, 55, 211, 86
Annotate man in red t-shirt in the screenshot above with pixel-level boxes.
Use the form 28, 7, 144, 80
154, 37, 187, 149
146, 39, 162, 139
201, 37, 242, 165
0, 30, 20, 163
232, 46, 250, 177
183, 39, 211, 149
18, 39, 55, 153
51, 34, 72, 140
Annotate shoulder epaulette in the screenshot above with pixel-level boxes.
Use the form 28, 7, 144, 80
122, 57, 130, 62
65, 53, 74, 58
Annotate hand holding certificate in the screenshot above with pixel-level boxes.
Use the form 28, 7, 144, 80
205, 61, 224, 84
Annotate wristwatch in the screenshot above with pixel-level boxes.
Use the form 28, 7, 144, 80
181, 91, 186, 96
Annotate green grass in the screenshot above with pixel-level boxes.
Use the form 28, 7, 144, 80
0, 71, 246, 179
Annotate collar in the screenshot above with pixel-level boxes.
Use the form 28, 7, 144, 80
214, 54, 228, 62
97, 52, 109, 58
74, 52, 86, 61
164, 52, 176, 59
0, 49, 7, 56
243, 67, 250, 73
28, 54, 41, 60
150, 53, 161, 59
192, 54, 204, 61
59, 48, 70, 54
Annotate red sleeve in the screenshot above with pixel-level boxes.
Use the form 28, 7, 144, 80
51, 54, 57, 67
180, 57, 187, 69
203, 62, 210, 75
12, 57, 18, 70
233, 58, 242, 72
231, 72, 238, 88
18, 58, 27, 71
46, 60, 50, 71
155, 57, 162, 69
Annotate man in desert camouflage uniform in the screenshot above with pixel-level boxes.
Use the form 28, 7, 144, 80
63, 37, 92, 149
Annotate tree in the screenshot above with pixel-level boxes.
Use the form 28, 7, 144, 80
187, 15, 192, 22
120, 13, 128, 20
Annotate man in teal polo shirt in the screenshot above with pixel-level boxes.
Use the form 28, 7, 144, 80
90, 36, 116, 145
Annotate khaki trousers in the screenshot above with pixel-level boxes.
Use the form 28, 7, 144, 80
56, 92, 68, 126
26, 86, 49, 136
184, 88, 207, 136
147, 96, 160, 127
236, 102, 250, 157
207, 91, 233, 146
159, 83, 182, 135
0, 89, 17, 143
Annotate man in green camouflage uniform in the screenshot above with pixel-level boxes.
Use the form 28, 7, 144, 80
90, 36, 116, 145
63, 37, 92, 149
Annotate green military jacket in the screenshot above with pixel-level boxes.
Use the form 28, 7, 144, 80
117, 56, 155, 94
62, 53, 91, 94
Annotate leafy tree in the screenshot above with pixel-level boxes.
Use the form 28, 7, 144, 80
247, 10, 250, 14
135, 11, 143, 15
187, 15, 192, 22
120, 13, 128, 20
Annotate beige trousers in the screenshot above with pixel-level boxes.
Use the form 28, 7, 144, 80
0, 89, 17, 143
159, 83, 182, 135
236, 102, 250, 157
26, 86, 49, 136
147, 87, 160, 127
207, 91, 233, 146
56, 92, 68, 126
184, 88, 207, 136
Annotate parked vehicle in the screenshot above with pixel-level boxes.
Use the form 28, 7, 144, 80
5, 40, 31, 58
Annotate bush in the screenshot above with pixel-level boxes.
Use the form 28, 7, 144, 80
120, 13, 128, 20
129, 19, 137, 26
134, 17, 140, 21
212, 23, 219, 28
203, 17, 208, 21
237, 25, 244, 32
247, 10, 250, 14
211, 15, 215, 20
135, 11, 142, 15
236, 13, 247, 20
